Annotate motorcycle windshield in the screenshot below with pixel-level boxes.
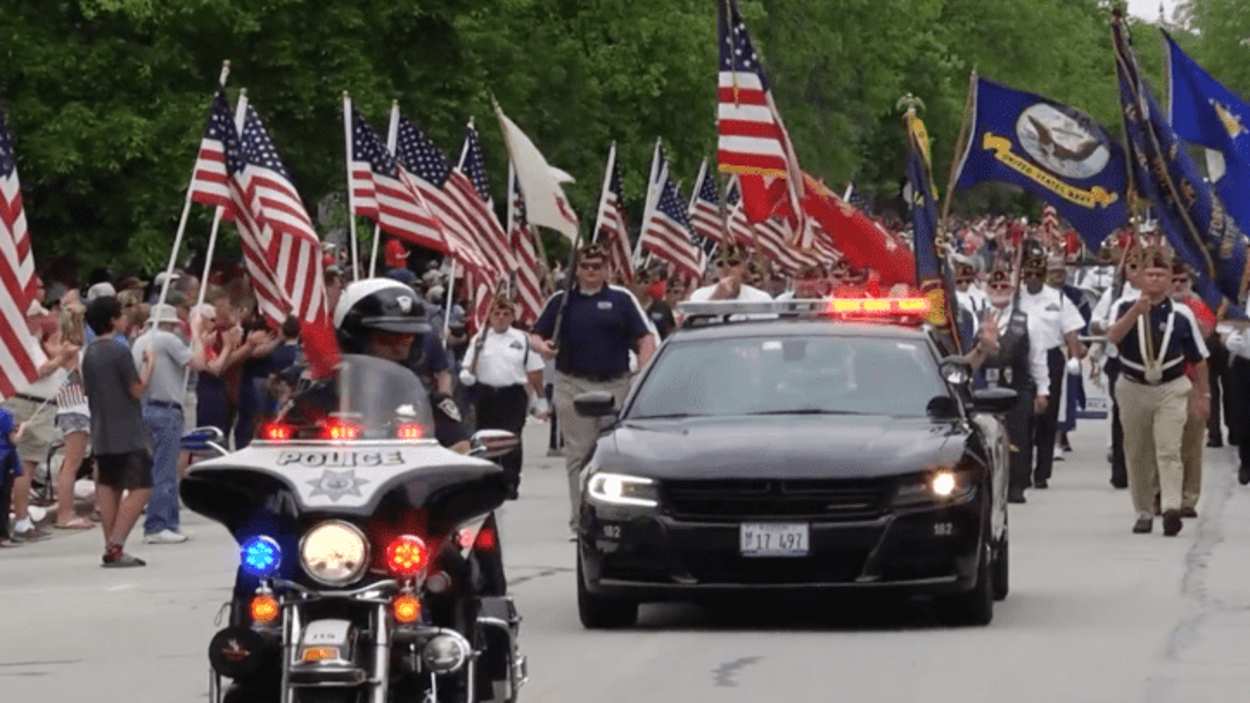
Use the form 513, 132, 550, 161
271, 354, 437, 441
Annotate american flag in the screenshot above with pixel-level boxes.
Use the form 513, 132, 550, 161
456, 125, 516, 277
394, 117, 495, 279
188, 91, 291, 325
508, 163, 544, 325
688, 157, 722, 244
716, 0, 804, 240
640, 161, 704, 281
724, 179, 756, 249
0, 111, 47, 401
593, 144, 634, 284
753, 217, 814, 275
1040, 204, 1060, 248
349, 107, 446, 255
233, 105, 328, 328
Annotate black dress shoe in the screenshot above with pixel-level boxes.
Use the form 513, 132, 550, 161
1110, 478, 1128, 489
1008, 491, 1027, 504
1032, 478, 1049, 489
1181, 507, 1198, 519
1132, 517, 1153, 534
1240, 465, 1250, 486
1207, 438, 1224, 448
1162, 510, 1183, 537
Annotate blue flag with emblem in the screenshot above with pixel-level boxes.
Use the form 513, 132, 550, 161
951, 75, 1129, 250
904, 106, 962, 351
1164, 30, 1250, 239
1113, 16, 1248, 319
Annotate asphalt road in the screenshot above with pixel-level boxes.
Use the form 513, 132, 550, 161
3, 419, 1249, 703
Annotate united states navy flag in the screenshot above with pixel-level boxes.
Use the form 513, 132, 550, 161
1165, 31, 1250, 238
951, 75, 1129, 249
1113, 15, 1248, 319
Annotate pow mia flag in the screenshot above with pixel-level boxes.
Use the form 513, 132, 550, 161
951, 75, 1130, 250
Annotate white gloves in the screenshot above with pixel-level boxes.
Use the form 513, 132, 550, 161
1065, 357, 1082, 376
458, 369, 477, 387
530, 396, 551, 417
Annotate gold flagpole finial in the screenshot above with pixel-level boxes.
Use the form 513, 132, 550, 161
896, 93, 926, 117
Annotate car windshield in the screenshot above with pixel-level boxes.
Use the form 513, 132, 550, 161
627, 334, 947, 419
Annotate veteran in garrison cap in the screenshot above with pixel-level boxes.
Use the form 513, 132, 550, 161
1106, 242, 1210, 536
689, 244, 773, 302
1016, 239, 1087, 489
531, 242, 658, 532
963, 258, 1052, 502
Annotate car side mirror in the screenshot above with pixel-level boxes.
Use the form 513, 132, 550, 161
574, 391, 618, 419
925, 395, 960, 418
469, 429, 520, 460
971, 388, 1018, 414
939, 355, 972, 385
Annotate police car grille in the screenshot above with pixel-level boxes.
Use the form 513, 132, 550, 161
663, 479, 888, 521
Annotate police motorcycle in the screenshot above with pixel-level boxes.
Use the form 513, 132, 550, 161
181, 280, 527, 703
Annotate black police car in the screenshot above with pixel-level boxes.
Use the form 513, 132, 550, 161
572, 299, 1016, 628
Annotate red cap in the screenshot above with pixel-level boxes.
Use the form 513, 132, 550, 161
385, 240, 409, 269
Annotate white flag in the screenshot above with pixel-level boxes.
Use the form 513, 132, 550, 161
493, 101, 579, 241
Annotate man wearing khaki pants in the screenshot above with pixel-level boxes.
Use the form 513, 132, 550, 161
1106, 244, 1209, 537
531, 244, 656, 533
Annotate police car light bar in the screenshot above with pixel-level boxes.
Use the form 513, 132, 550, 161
678, 297, 931, 320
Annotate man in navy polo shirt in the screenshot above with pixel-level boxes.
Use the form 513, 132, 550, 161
1107, 243, 1209, 537
532, 243, 656, 530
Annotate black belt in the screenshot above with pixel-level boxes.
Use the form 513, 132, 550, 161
13, 393, 50, 404
145, 400, 183, 410
560, 370, 626, 383
1119, 370, 1187, 387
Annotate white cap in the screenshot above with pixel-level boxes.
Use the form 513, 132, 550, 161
154, 271, 181, 287
148, 303, 179, 326
86, 282, 116, 302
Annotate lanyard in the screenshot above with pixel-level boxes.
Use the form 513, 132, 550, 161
1136, 306, 1176, 383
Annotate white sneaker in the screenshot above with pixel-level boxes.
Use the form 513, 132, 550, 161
27, 506, 48, 523
144, 529, 189, 545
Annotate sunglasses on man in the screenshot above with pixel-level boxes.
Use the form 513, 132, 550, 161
579, 261, 604, 271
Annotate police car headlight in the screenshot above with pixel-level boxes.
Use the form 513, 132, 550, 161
893, 470, 975, 506
586, 472, 659, 508
300, 520, 370, 587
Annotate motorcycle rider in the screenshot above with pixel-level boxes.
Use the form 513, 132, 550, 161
275, 279, 469, 451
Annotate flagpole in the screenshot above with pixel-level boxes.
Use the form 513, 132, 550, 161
634, 138, 662, 264
158, 61, 231, 309
688, 156, 708, 223
591, 143, 616, 244
940, 70, 977, 233
367, 100, 400, 278
443, 260, 457, 347
342, 92, 362, 281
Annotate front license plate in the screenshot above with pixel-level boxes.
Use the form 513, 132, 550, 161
739, 523, 809, 557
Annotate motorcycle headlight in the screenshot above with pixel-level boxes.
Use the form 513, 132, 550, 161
893, 469, 976, 506
586, 472, 659, 508
299, 520, 370, 587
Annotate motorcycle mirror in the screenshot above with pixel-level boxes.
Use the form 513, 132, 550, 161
183, 425, 229, 457
470, 429, 520, 460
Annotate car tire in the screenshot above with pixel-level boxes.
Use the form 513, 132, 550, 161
937, 543, 994, 627
992, 532, 1009, 602
577, 548, 638, 629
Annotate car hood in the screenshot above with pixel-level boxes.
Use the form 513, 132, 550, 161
597, 415, 970, 480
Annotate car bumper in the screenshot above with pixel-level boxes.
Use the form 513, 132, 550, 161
579, 495, 984, 601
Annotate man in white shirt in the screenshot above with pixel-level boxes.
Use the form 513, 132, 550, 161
1220, 323, 1250, 485
1016, 244, 1086, 489
953, 256, 989, 320
689, 245, 773, 303
460, 294, 547, 499
1089, 256, 1141, 488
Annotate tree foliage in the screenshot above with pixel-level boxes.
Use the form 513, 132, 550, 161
0, 0, 1236, 277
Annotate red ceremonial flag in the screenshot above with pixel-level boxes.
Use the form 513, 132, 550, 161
799, 174, 915, 286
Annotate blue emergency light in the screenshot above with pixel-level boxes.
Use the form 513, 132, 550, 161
240, 536, 282, 577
